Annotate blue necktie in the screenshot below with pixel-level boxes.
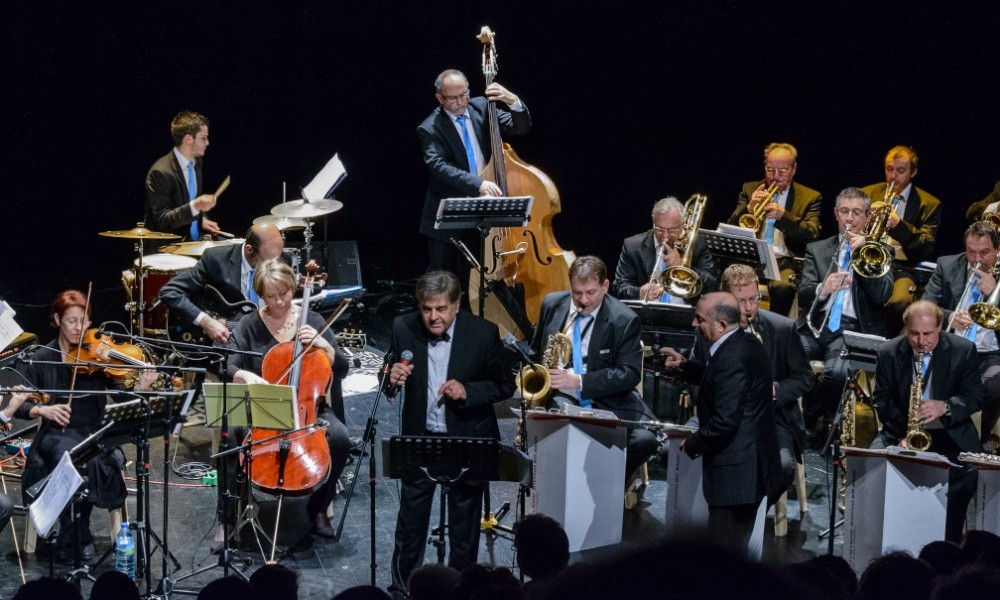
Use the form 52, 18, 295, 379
187, 161, 200, 241
571, 313, 592, 408
921, 354, 931, 399
247, 268, 259, 303
965, 282, 981, 342
827, 243, 851, 332
763, 218, 776, 244
455, 115, 478, 174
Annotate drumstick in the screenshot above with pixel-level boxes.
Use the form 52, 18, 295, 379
213, 175, 231, 199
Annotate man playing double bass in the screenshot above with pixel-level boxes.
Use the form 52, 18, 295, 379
418, 69, 531, 282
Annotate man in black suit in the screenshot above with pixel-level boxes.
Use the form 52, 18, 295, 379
921, 220, 1000, 450
721, 264, 814, 491
145, 110, 221, 239
612, 196, 717, 303
159, 222, 284, 343
797, 187, 894, 430
532, 256, 658, 481
662, 292, 781, 550
387, 271, 514, 592
861, 145, 941, 326
870, 300, 983, 543
418, 69, 531, 279
728, 142, 822, 317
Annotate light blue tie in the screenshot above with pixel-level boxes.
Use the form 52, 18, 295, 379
187, 161, 200, 241
455, 115, 478, 174
763, 218, 776, 244
571, 313, 592, 408
965, 282, 981, 342
247, 268, 259, 303
827, 243, 851, 332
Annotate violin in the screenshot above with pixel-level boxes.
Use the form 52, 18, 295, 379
66, 329, 148, 382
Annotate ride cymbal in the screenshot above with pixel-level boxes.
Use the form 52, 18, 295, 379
253, 214, 308, 231
99, 223, 181, 240
270, 198, 343, 219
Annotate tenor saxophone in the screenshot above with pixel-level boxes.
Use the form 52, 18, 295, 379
905, 352, 932, 451
515, 333, 571, 409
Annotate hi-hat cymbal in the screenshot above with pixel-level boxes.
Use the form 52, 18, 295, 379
99, 223, 181, 240
158, 239, 230, 257
270, 198, 343, 219
253, 214, 308, 231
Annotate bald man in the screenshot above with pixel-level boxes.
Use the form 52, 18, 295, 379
663, 292, 781, 550
160, 222, 286, 343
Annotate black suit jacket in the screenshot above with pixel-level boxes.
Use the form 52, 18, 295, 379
680, 330, 782, 507
860, 182, 941, 265
417, 97, 532, 240
611, 229, 717, 303
872, 332, 982, 453
159, 244, 245, 325
921, 252, 1000, 347
145, 150, 203, 239
728, 180, 822, 258
390, 311, 513, 439
966, 180, 1000, 222
531, 291, 651, 421
754, 309, 815, 454
796, 235, 894, 336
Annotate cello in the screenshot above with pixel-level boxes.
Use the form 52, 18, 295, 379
469, 26, 575, 338
248, 261, 331, 501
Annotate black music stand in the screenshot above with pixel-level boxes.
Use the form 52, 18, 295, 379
387, 436, 500, 564
699, 228, 781, 281
622, 301, 696, 421
434, 196, 534, 334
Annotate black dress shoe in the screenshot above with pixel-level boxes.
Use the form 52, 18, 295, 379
312, 513, 336, 538
80, 543, 95, 561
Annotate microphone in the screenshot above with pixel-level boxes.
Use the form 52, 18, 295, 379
385, 350, 413, 400
503, 334, 539, 373
378, 351, 397, 396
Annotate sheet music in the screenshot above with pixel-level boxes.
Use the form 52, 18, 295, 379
302, 153, 347, 200
0, 299, 23, 350
717, 223, 757, 238
29, 452, 84, 538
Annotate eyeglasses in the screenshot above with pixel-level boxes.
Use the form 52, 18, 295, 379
736, 296, 762, 307
652, 226, 683, 235
764, 167, 792, 176
836, 208, 866, 217
62, 318, 90, 326
439, 90, 470, 102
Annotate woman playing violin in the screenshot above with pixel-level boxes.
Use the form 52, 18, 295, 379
7, 290, 158, 561
225, 260, 351, 538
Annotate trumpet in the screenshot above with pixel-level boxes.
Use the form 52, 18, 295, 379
738, 182, 780, 235
658, 194, 707, 300
851, 184, 898, 279
806, 223, 852, 338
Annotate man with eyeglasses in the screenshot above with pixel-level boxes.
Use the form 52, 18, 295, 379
920, 221, 1000, 452
796, 187, 894, 438
612, 196, 716, 303
861, 145, 941, 328
728, 142, 822, 317
720, 264, 814, 494
417, 69, 530, 282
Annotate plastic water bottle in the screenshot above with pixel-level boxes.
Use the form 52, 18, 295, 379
114, 522, 135, 580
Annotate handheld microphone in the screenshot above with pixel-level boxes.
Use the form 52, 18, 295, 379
385, 350, 413, 400
503, 334, 539, 373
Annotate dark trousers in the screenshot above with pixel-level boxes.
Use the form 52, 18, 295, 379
708, 503, 759, 553
799, 322, 852, 426
391, 476, 487, 590
775, 424, 797, 493
980, 353, 1000, 445
766, 262, 799, 318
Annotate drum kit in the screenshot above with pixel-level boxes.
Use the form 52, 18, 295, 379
102, 196, 344, 338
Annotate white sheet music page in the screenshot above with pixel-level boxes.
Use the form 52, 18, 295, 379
302, 153, 347, 200
0, 299, 23, 349
29, 451, 85, 538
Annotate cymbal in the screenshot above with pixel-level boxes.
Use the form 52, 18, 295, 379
270, 198, 343, 219
253, 214, 308, 231
158, 239, 230, 257
99, 224, 181, 240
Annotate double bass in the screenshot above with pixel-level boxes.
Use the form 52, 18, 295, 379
469, 26, 575, 338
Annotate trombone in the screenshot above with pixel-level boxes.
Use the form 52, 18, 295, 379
806, 223, 852, 338
738, 181, 780, 236
658, 194, 707, 300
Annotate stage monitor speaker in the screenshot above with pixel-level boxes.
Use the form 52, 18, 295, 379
322, 240, 363, 288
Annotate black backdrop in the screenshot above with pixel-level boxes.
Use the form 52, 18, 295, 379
5, 2, 1000, 336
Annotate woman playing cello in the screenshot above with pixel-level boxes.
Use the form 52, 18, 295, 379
225, 259, 351, 538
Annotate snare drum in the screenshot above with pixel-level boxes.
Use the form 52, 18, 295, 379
127, 254, 197, 334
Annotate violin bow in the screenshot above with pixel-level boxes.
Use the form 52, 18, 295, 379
64, 282, 93, 425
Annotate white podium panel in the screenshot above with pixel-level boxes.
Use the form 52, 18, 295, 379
961, 453, 1000, 535
843, 447, 950, 572
527, 411, 626, 552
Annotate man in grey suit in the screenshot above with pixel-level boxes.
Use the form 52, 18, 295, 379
612, 196, 717, 304
870, 300, 983, 543
921, 221, 1000, 450
797, 187, 894, 432
728, 142, 823, 317
663, 292, 781, 550
417, 69, 530, 280
532, 256, 658, 481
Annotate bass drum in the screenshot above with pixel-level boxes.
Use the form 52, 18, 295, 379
124, 254, 197, 335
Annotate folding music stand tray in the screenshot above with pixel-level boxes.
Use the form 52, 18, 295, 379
700, 227, 781, 281
386, 436, 499, 564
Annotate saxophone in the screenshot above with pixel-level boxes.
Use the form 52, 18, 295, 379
515, 333, 572, 409
905, 352, 932, 451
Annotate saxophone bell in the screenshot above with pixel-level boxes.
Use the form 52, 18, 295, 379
905, 351, 932, 452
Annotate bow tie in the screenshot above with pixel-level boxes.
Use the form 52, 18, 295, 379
428, 332, 451, 345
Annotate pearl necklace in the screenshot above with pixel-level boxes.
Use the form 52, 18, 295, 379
263, 306, 298, 337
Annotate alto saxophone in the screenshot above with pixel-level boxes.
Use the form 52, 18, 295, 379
515, 332, 572, 409
905, 352, 932, 451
